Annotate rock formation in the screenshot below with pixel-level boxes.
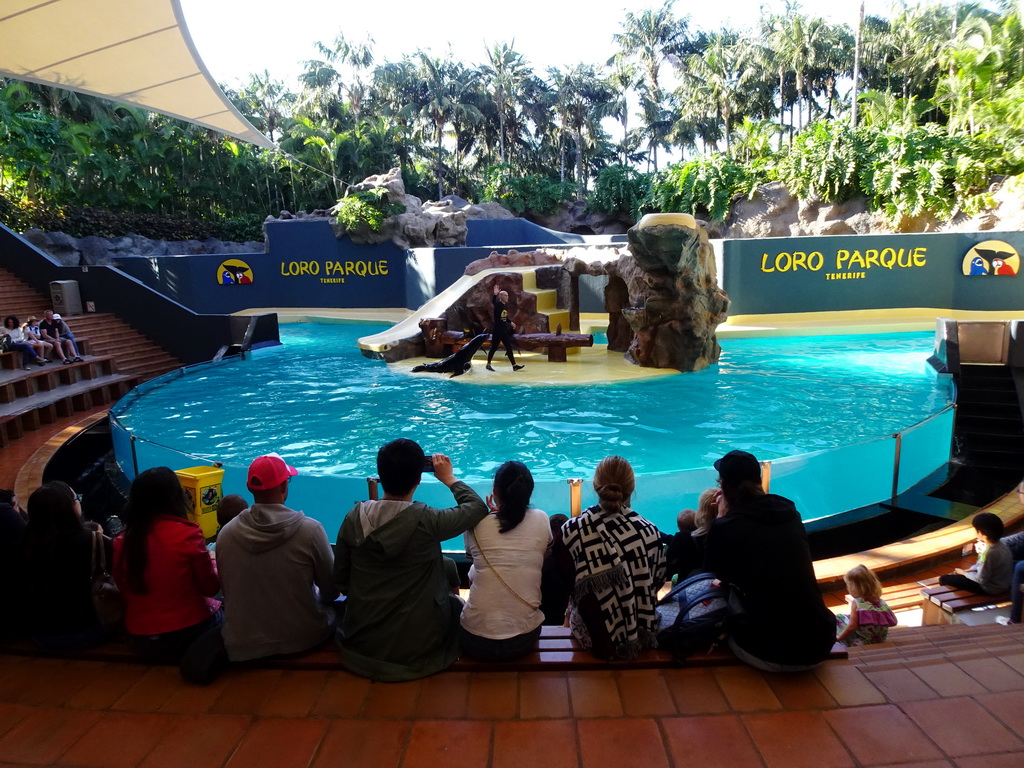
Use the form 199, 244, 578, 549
528, 200, 632, 235
20, 229, 264, 267
442, 274, 550, 339
721, 177, 1024, 239
321, 168, 515, 249
613, 214, 729, 371
425, 223, 727, 372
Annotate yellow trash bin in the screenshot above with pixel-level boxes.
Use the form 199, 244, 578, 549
175, 466, 225, 539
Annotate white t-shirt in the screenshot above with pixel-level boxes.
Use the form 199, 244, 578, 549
461, 508, 551, 639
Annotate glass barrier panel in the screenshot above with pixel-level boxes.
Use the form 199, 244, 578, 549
897, 408, 955, 495
110, 376, 954, 547
770, 436, 895, 523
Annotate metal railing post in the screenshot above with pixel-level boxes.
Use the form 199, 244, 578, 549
760, 460, 772, 494
129, 435, 139, 477
366, 477, 380, 501
892, 433, 902, 506
567, 478, 583, 517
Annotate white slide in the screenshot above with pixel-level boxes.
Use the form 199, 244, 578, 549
357, 266, 539, 354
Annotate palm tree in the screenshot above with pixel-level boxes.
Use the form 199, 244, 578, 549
612, 0, 690, 169
481, 43, 531, 165
677, 32, 744, 155
549, 65, 615, 200
607, 60, 640, 165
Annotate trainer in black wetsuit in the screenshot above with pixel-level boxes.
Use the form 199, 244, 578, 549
486, 285, 524, 371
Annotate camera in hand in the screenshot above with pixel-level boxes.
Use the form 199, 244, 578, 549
422, 456, 435, 473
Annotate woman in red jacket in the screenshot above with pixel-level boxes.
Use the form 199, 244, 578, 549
113, 467, 222, 662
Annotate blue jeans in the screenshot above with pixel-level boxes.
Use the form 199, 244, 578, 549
1010, 560, 1024, 624
11, 341, 38, 366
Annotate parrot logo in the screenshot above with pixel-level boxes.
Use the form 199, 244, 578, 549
963, 241, 1020, 277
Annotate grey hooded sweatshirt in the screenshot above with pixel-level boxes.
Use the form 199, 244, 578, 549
335, 481, 487, 681
216, 502, 338, 661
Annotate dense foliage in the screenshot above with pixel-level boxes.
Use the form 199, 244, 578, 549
1, 1, 1022, 234
333, 188, 405, 233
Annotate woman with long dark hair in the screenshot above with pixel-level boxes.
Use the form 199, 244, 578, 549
555, 455, 664, 660
459, 461, 550, 661
113, 467, 221, 662
20, 481, 110, 649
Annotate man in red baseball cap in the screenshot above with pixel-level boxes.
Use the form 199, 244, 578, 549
215, 453, 338, 663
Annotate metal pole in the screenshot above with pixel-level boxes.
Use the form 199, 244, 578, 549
129, 435, 139, 477
567, 478, 583, 517
366, 477, 380, 501
760, 461, 771, 494
892, 433, 902, 506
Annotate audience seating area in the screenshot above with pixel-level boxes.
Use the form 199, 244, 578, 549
0, 268, 181, 448
3, 382, 1024, 765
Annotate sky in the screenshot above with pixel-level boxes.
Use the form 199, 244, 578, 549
179, 0, 872, 90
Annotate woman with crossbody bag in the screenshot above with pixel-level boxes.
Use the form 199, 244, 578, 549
19, 482, 112, 650
460, 461, 550, 661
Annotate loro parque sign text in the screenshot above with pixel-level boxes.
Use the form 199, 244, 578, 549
759, 245, 928, 281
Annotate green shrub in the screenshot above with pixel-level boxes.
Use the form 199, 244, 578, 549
334, 187, 404, 233
776, 121, 861, 202
481, 164, 574, 216
587, 165, 652, 223
647, 155, 765, 222
857, 124, 996, 222
0, 195, 265, 241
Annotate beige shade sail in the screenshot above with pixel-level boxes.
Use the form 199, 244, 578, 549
0, 0, 275, 149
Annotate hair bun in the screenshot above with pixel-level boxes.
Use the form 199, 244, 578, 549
597, 483, 624, 502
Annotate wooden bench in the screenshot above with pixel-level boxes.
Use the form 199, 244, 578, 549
919, 577, 1010, 625
0, 624, 846, 673
0, 340, 92, 370
440, 330, 594, 363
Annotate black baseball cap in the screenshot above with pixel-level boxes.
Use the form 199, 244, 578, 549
714, 450, 761, 486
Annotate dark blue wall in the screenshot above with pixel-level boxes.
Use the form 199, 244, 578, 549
117, 221, 406, 313
116, 220, 619, 312
723, 231, 1024, 315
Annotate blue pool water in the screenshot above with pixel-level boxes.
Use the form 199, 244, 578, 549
112, 324, 953, 536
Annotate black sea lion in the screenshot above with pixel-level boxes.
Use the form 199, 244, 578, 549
411, 334, 488, 377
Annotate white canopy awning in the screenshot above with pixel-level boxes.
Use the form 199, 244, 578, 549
0, 0, 275, 149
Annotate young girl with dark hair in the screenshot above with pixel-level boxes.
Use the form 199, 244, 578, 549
460, 461, 550, 661
113, 467, 222, 662
555, 456, 664, 659
20, 481, 111, 649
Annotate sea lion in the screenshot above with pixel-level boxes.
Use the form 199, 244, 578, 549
411, 334, 488, 377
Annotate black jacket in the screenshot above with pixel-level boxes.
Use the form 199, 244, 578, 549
704, 493, 836, 666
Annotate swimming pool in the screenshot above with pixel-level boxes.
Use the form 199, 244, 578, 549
110, 323, 954, 537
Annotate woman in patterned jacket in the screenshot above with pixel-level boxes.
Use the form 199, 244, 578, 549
554, 455, 664, 659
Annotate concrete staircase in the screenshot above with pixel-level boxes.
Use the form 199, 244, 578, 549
0, 266, 183, 447
0, 266, 181, 382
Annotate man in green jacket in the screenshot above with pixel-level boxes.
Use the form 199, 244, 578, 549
334, 439, 487, 681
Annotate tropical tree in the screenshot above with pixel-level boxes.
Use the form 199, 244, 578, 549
611, 1, 691, 169
549, 65, 615, 199
480, 43, 531, 165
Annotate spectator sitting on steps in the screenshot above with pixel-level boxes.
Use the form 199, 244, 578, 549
39, 310, 81, 364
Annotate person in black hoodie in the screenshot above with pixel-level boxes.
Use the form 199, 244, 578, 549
704, 450, 836, 671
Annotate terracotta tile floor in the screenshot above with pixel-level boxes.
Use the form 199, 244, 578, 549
0, 623, 1022, 767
